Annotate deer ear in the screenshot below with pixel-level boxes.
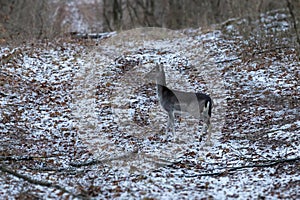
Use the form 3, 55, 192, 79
155, 63, 160, 71
159, 64, 164, 71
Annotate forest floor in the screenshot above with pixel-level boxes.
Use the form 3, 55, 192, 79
1, 9, 299, 199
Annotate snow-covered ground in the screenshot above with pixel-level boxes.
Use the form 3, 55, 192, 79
0, 9, 299, 199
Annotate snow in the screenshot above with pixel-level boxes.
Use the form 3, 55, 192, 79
1, 9, 299, 199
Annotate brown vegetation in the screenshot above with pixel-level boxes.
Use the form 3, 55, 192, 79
0, 0, 299, 45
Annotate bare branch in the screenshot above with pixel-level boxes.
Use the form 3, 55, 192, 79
0, 156, 33, 161
0, 164, 87, 199
180, 157, 300, 177
70, 148, 139, 167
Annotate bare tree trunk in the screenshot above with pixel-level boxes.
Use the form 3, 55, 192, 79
0, 0, 52, 42
1, 0, 298, 42
113, 0, 123, 30
286, 0, 300, 53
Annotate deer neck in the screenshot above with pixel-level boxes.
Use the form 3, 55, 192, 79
155, 72, 167, 101
156, 72, 166, 86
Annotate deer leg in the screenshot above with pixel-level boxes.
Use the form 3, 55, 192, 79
166, 111, 175, 135
200, 108, 211, 133
205, 117, 213, 146
200, 117, 208, 134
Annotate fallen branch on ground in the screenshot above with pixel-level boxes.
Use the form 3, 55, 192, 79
181, 156, 300, 177
0, 155, 57, 161
0, 164, 88, 199
70, 148, 139, 167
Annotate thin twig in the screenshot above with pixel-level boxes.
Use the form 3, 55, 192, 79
0, 164, 88, 199
70, 148, 139, 167
0, 156, 34, 161
0, 155, 65, 161
214, 57, 240, 64
182, 157, 300, 178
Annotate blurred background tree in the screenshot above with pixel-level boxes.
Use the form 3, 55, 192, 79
0, 0, 299, 45
0, 0, 56, 42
